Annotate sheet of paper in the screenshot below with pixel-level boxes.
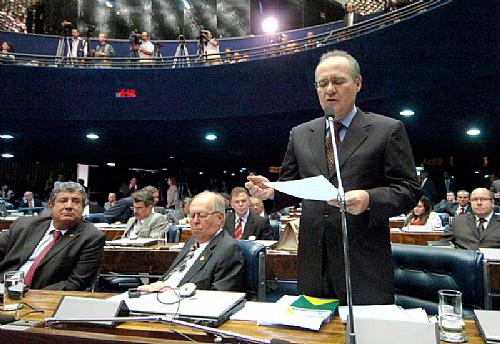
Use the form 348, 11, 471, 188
230, 301, 276, 321
480, 248, 500, 261
265, 175, 338, 201
339, 305, 430, 324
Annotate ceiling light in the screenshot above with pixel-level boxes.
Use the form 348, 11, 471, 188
466, 128, 481, 136
169, 156, 175, 159
231, 173, 236, 176
400, 109, 415, 117
107, 162, 116, 167
1, 153, 14, 158
474, 171, 480, 174
223, 170, 227, 174
162, 168, 168, 171
0, 134, 14, 139
262, 17, 278, 34
199, 171, 204, 175
205, 133, 217, 141
86, 133, 99, 140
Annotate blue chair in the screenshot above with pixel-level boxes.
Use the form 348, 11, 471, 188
166, 225, 182, 243
437, 212, 450, 226
269, 220, 281, 240
238, 240, 266, 301
392, 244, 484, 318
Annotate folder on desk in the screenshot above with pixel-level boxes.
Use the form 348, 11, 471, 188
474, 310, 500, 343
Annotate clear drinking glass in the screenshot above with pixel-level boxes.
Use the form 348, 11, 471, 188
3, 271, 24, 314
438, 289, 467, 343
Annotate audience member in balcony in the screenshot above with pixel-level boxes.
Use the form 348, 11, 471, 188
104, 192, 117, 210
443, 188, 500, 249
67, 29, 86, 60
201, 29, 220, 65
20, 191, 43, 208
93, 33, 115, 66
0, 181, 105, 290
403, 196, 442, 230
343, 2, 362, 27
139, 31, 154, 65
121, 190, 168, 239
434, 191, 456, 213
385, 0, 411, 13
0, 41, 15, 64
447, 190, 472, 216
137, 191, 243, 291
304, 31, 321, 49
224, 187, 273, 240
224, 48, 235, 64
246, 50, 420, 305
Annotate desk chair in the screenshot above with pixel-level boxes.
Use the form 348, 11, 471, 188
392, 243, 484, 318
436, 212, 450, 226
238, 240, 266, 301
269, 220, 280, 240
166, 225, 182, 243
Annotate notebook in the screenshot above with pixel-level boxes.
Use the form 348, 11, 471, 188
474, 310, 500, 343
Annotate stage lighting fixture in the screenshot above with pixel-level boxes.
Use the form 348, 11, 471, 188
399, 109, 414, 117
1, 153, 14, 158
262, 17, 278, 34
86, 133, 100, 140
466, 128, 481, 136
205, 133, 217, 141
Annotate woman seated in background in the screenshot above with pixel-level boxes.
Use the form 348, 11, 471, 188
404, 196, 442, 230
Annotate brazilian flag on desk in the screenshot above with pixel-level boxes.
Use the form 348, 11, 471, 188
290, 295, 340, 312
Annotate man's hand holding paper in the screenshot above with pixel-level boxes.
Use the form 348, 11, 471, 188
246, 175, 275, 200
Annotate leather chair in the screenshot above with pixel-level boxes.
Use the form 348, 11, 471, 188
269, 219, 281, 240
436, 212, 450, 226
392, 243, 484, 318
166, 225, 182, 243
238, 240, 266, 301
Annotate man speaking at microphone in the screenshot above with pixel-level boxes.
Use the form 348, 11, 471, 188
246, 50, 420, 305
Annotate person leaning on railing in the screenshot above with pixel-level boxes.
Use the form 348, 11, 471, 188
92, 33, 115, 67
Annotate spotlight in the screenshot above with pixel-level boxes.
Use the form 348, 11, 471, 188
466, 128, 480, 136
0, 134, 14, 139
399, 109, 414, 117
262, 17, 278, 34
107, 162, 116, 167
205, 133, 217, 141
86, 133, 99, 140
1, 153, 14, 158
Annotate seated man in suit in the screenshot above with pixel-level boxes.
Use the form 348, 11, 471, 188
20, 191, 43, 208
442, 188, 500, 249
434, 191, 456, 213
250, 196, 266, 218
447, 190, 472, 216
0, 181, 105, 290
138, 191, 244, 291
121, 190, 168, 239
104, 192, 117, 210
224, 187, 273, 240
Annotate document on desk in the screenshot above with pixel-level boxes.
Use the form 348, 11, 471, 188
480, 248, 500, 261
338, 305, 429, 323
265, 175, 338, 201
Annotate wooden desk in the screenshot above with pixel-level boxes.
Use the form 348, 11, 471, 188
0, 290, 485, 344
99, 228, 125, 241
102, 244, 298, 280
390, 230, 443, 246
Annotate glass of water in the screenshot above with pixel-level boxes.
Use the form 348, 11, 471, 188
3, 271, 24, 314
438, 289, 467, 343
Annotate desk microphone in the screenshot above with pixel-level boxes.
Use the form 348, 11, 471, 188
0, 314, 16, 325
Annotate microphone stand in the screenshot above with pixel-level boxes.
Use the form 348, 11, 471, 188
327, 116, 356, 344
44, 315, 284, 344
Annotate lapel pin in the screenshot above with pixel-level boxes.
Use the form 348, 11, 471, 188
200, 256, 205, 261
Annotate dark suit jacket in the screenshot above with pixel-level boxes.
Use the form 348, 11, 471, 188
19, 199, 43, 208
343, 12, 362, 26
447, 203, 472, 216
0, 216, 105, 290
224, 212, 273, 240
421, 178, 437, 204
443, 213, 500, 250
274, 110, 420, 305
103, 197, 133, 223
161, 230, 244, 291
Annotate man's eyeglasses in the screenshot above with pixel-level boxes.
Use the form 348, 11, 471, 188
188, 211, 220, 220
470, 197, 492, 202
314, 77, 348, 89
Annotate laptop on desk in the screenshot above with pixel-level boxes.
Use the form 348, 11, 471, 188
109, 290, 246, 327
105, 238, 158, 247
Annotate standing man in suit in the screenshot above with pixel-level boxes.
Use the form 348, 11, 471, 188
138, 192, 244, 291
121, 190, 168, 239
20, 191, 43, 208
443, 188, 500, 249
420, 171, 437, 205
0, 182, 105, 290
246, 50, 420, 305
343, 2, 362, 27
224, 187, 273, 240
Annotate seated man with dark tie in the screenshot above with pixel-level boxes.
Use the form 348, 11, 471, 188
138, 191, 244, 292
442, 188, 500, 249
0, 181, 105, 290
20, 191, 43, 208
224, 187, 273, 240
121, 190, 168, 239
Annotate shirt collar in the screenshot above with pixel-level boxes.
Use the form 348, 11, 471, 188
325, 105, 357, 129
49, 220, 68, 236
476, 212, 493, 223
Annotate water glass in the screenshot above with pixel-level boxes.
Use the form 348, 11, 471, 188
438, 289, 467, 343
3, 271, 24, 314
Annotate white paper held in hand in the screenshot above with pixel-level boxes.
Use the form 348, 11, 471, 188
265, 175, 338, 201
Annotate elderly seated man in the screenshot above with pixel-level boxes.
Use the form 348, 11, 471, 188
138, 191, 244, 291
121, 190, 168, 239
0, 182, 105, 290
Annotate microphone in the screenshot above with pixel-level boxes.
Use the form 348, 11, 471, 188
324, 105, 335, 119
0, 314, 16, 325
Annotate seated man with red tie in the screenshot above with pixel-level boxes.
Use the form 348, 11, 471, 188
446, 190, 472, 216
0, 181, 105, 290
138, 191, 244, 292
224, 187, 273, 240
442, 188, 500, 249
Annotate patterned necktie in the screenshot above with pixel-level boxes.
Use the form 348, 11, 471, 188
459, 207, 465, 215
478, 218, 486, 234
163, 242, 199, 281
24, 230, 62, 287
326, 121, 343, 174
234, 217, 243, 240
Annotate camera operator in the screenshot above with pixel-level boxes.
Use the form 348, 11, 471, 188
199, 29, 220, 66
139, 31, 154, 66
172, 34, 190, 68
66, 28, 87, 62
93, 33, 114, 67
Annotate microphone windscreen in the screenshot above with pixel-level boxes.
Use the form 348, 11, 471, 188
0, 314, 16, 325
270, 339, 292, 344
324, 105, 335, 118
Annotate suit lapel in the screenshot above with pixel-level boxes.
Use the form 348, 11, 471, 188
20, 220, 50, 264
225, 213, 236, 237
38, 222, 84, 266
308, 118, 329, 178
243, 214, 255, 239
466, 214, 480, 240
481, 214, 499, 240
170, 238, 194, 271
336, 109, 369, 173
181, 233, 222, 284
138, 214, 154, 237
